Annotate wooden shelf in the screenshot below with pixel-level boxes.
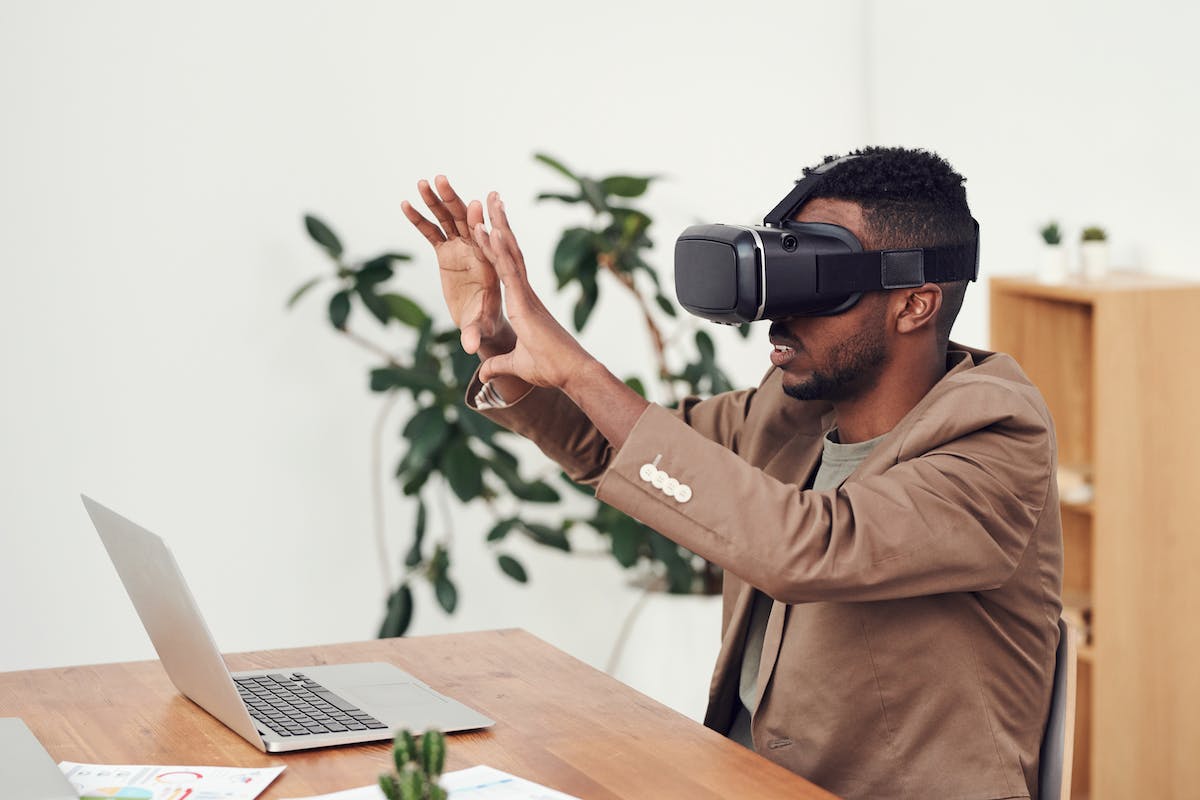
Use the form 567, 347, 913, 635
991, 275, 1200, 800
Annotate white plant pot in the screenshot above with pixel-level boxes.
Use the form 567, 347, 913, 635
1039, 245, 1068, 283
1080, 241, 1109, 280
608, 590, 723, 722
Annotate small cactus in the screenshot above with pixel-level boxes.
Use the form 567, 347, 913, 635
379, 728, 448, 800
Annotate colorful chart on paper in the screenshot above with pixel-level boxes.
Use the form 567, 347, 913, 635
59, 761, 285, 800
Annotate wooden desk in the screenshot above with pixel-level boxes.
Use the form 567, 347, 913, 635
0, 629, 836, 799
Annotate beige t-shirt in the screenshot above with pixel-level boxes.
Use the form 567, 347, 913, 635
728, 429, 886, 750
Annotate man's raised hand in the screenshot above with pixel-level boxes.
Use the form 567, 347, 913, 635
470, 192, 595, 391
401, 176, 512, 357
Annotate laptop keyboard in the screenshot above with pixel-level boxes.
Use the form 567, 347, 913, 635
234, 672, 388, 738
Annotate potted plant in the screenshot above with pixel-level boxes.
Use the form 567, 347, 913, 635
1080, 226, 1109, 280
379, 729, 447, 800
1039, 221, 1067, 283
288, 154, 744, 716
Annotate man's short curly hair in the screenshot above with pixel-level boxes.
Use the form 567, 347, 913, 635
803, 146, 974, 350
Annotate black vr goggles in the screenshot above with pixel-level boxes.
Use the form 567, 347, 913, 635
673, 156, 979, 324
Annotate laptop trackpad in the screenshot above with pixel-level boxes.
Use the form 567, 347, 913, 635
350, 682, 446, 714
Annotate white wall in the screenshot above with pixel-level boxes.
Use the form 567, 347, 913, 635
0, 0, 864, 680
864, 0, 1200, 346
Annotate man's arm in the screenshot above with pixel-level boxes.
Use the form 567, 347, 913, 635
428, 187, 1052, 603
592, 379, 1054, 603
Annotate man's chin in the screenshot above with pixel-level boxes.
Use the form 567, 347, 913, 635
781, 373, 824, 402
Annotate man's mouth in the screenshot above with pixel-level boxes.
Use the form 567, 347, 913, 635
770, 342, 797, 367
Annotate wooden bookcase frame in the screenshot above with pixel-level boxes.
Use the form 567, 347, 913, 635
989, 274, 1200, 800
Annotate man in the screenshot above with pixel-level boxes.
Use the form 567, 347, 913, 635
402, 147, 1063, 800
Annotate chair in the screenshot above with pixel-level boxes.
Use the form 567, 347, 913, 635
1038, 617, 1078, 800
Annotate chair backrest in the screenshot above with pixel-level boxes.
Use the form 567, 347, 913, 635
1038, 617, 1078, 800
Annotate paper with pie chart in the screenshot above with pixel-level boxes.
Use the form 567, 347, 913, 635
59, 761, 285, 800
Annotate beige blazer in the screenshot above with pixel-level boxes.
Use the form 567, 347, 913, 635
472, 345, 1063, 800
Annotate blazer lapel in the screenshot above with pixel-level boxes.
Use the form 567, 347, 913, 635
753, 599, 791, 715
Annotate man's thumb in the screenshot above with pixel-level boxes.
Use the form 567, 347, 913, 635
479, 352, 516, 384
460, 323, 481, 355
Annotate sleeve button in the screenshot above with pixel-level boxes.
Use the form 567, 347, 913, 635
639, 464, 657, 482
675, 484, 692, 503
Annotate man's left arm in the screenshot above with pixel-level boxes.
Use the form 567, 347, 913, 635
592, 382, 1054, 603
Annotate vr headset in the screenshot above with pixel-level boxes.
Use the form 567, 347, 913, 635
674, 156, 979, 324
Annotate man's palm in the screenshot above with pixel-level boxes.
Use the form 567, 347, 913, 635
403, 176, 508, 355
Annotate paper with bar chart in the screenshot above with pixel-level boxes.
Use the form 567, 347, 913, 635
59, 761, 284, 800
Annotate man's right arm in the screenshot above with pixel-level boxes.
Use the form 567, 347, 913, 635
464, 370, 757, 488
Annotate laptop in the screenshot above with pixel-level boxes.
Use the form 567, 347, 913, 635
81, 495, 493, 753
0, 718, 78, 800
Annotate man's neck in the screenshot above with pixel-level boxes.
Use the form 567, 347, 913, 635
831, 353, 947, 444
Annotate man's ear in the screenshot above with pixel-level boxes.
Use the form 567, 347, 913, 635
893, 283, 943, 335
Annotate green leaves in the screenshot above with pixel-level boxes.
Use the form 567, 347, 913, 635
429, 546, 457, 613
518, 520, 570, 551
601, 175, 652, 198
305, 214, 343, 259
487, 518, 518, 542
553, 228, 598, 288
498, 554, 528, 583
405, 501, 427, 568
534, 153, 579, 182
441, 438, 483, 503
287, 276, 323, 309
435, 576, 458, 613
371, 366, 444, 394
488, 448, 560, 503
383, 294, 429, 328
675, 330, 735, 396
297, 159, 745, 648
329, 290, 351, 330
379, 584, 413, 638
297, 214, 421, 333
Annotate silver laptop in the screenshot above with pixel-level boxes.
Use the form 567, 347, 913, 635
81, 495, 493, 753
0, 718, 78, 800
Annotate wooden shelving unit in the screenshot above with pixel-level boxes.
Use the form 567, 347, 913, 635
990, 274, 1200, 799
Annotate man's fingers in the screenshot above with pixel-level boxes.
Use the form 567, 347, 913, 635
479, 351, 517, 384
467, 199, 484, 232
434, 175, 472, 239
401, 200, 446, 246
471, 221, 500, 265
417, 179, 460, 240
486, 192, 530, 278
461, 322, 482, 355
474, 224, 526, 296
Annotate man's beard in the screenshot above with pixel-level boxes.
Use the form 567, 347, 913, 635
782, 326, 887, 403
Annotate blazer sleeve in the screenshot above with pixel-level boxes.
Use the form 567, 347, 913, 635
593, 377, 1056, 603
464, 370, 756, 487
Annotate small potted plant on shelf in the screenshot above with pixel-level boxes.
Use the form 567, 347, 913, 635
1039, 221, 1067, 283
1080, 226, 1109, 280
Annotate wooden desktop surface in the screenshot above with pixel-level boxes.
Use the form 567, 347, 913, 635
0, 629, 836, 799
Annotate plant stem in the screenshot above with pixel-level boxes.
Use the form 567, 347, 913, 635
605, 583, 654, 675
338, 326, 403, 366
437, 476, 455, 549
372, 390, 402, 594
597, 253, 675, 405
